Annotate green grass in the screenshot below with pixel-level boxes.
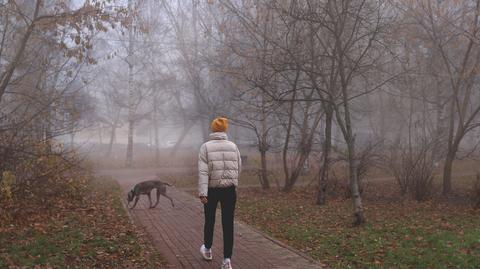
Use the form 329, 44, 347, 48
0, 177, 166, 268
312, 224, 480, 268
236, 188, 480, 269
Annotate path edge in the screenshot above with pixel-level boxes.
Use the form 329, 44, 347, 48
235, 220, 328, 268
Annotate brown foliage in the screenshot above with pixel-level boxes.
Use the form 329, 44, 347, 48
0, 140, 89, 223
0, 176, 166, 268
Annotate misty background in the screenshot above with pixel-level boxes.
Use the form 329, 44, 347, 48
2, 0, 480, 225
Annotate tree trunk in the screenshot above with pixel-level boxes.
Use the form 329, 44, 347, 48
282, 111, 294, 190
259, 99, 270, 190
125, 0, 135, 168
125, 119, 134, 168
333, 26, 365, 224
284, 153, 310, 191
106, 125, 116, 158
339, 110, 365, 225
282, 96, 296, 191
338, 118, 365, 225
169, 120, 196, 158
259, 148, 270, 190
442, 149, 455, 195
153, 96, 160, 166
317, 107, 333, 205
442, 93, 456, 195
347, 139, 365, 226
284, 105, 322, 192
432, 95, 445, 164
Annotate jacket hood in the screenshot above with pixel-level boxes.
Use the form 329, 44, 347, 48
209, 132, 228, 140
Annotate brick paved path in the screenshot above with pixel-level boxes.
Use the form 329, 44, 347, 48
108, 170, 325, 269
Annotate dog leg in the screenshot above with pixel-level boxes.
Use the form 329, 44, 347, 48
162, 193, 175, 207
147, 192, 153, 208
152, 188, 161, 208
130, 196, 140, 209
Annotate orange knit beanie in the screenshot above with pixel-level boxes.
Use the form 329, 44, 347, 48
211, 117, 228, 132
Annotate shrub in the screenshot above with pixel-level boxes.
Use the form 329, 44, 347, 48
0, 139, 89, 225
386, 140, 434, 201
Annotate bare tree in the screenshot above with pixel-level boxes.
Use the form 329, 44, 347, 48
276, 0, 397, 224
399, 0, 480, 195
212, 0, 282, 190
0, 0, 118, 212
0, 0, 113, 104
96, 85, 123, 158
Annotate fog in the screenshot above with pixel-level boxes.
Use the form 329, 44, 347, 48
2, 0, 480, 225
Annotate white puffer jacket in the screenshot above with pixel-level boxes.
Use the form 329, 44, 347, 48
198, 132, 241, 197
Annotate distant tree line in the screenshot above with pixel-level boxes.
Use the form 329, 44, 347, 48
81, 0, 480, 225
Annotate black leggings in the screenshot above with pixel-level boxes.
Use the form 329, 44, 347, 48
203, 185, 236, 259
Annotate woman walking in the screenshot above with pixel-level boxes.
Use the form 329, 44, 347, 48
198, 117, 241, 269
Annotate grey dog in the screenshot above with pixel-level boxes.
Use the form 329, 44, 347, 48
127, 180, 175, 209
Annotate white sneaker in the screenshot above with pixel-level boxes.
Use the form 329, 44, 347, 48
200, 244, 212, 261
221, 258, 232, 269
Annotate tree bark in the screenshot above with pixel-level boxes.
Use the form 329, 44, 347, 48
282, 99, 295, 191
259, 148, 270, 189
348, 139, 364, 225
338, 107, 365, 225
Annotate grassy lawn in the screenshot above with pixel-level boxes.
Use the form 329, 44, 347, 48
0, 177, 166, 268
236, 186, 480, 269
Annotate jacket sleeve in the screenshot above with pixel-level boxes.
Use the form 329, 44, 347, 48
236, 146, 242, 176
198, 143, 209, 197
